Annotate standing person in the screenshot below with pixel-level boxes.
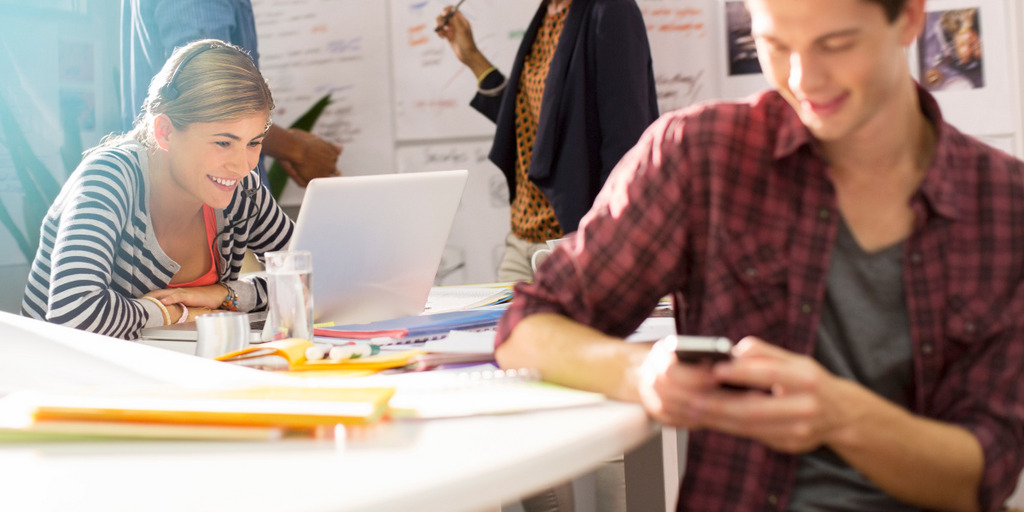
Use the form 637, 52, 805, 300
496, 0, 1024, 510
121, 0, 342, 187
23, 39, 293, 340
437, 0, 659, 282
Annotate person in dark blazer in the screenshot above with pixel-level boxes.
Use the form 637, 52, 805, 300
438, 0, 659, 282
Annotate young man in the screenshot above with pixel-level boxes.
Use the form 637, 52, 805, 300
495, 0, 1024, 510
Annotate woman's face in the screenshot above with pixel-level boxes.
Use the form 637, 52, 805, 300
163, 112, 268, 209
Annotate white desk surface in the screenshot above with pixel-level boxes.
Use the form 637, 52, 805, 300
0, 311, 659, 512
0, 401, 655, 512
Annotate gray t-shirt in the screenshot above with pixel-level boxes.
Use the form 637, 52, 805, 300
788, 220, 917, 511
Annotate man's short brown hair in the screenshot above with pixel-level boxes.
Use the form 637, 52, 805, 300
866, 0, 908, 22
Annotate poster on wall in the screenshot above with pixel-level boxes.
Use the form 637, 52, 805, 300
252, 0, 396, 205
396, 141, 509, 286
637, 0, 721, 114
910, 0, 1014, 136
717, 1, 769, 100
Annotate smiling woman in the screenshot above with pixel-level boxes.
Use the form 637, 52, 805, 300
20, 39, 295, 340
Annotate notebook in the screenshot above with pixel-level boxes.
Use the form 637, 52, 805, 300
141, 169, 469, 341
313, 308, 505, 342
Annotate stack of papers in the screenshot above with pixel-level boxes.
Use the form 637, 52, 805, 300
312, 308, 505, 344
0, 312, 396, 441
424, 285, 513, 313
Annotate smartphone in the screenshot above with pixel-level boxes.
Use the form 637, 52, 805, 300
671, 335, 734, 364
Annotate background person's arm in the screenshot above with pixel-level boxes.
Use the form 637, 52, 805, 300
261, 125, 342, 187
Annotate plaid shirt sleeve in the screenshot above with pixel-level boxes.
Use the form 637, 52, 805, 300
497, 110, 695, 342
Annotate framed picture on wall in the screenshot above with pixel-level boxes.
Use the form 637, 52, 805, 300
716, 1, 768, 100
909, 0, 1014, 137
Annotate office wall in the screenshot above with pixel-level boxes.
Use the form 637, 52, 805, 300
0, 0, 1022, 311
252, 0, 1024, 287
0, 1, 122, 313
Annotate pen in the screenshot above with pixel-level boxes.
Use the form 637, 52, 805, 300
435, 0, 466, 33
328, 343, 380, 360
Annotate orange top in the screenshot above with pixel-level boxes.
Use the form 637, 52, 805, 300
510, 7, 567, 242
168, 205, 219, 288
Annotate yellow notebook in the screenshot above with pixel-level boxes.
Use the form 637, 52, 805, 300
218, 338, 424, 372
2, 386, 395, 430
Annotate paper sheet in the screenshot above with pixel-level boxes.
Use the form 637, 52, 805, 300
422, 330, 496, 354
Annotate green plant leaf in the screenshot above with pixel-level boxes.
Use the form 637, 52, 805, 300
267, 94, 333, 200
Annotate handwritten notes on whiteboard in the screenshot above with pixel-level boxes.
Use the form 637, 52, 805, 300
639, 0, 718, 113
252, 0, 395, 194
390, 0, 535, 141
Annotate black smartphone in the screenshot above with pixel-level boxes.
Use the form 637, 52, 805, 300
671, 335, 734, 364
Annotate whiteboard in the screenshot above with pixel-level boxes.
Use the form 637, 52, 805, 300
252, 0, 396, 204
390, 0, 536, 141
638, 0, 722, 114
396, 141, 509, 285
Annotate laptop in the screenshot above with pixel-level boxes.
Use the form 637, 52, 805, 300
141, 169, 469, 342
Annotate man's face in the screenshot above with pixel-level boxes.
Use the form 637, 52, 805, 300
745, 0, 920, 143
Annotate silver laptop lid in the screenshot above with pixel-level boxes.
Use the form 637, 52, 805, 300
290, 169, 468, 326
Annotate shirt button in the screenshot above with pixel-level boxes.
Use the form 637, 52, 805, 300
818, 209, 830, 220
921, 343, 933, 354
801, 303, 812, 314
964, 322, 976, 333
911, 252, 923, 264
745, 267, 758, 278
767, 494, 779, 506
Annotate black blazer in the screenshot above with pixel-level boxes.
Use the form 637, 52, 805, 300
471, 0, 659, 234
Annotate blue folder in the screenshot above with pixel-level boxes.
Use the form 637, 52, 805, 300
313, 308, 505, 341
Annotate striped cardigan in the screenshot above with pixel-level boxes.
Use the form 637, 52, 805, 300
21, 140, 293, 340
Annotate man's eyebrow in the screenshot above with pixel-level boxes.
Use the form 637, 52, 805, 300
814, 28, 861, 43
753, 27, 861, 44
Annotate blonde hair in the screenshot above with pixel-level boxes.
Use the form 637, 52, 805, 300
104, 39, 274, 149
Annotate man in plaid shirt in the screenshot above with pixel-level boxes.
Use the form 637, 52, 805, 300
495, 0, 1024, 510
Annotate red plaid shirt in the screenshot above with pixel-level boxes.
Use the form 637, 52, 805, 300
497, 86, 1024, 511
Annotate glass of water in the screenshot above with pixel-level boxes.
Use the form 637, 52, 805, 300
265, 250, 314, 341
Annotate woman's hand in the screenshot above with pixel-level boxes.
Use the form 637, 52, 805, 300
144, 284, 228, 311
435, 6, 494, 77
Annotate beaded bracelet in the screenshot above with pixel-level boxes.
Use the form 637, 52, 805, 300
219, 282, 239, 312
140, 296, 171, 325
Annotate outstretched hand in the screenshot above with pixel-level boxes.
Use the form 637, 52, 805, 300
435, 6, 494, 78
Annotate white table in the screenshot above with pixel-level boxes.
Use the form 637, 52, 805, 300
0, 401, 655, 512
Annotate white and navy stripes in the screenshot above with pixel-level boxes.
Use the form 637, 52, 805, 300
21, 140, 293, 340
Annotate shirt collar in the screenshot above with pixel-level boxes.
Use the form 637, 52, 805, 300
913, 85, 959, 220
770, 84, 960, 220
772, 94, 814, 161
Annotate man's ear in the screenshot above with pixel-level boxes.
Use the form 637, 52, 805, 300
153, 114, 175, 151
899, 0, 927, 47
